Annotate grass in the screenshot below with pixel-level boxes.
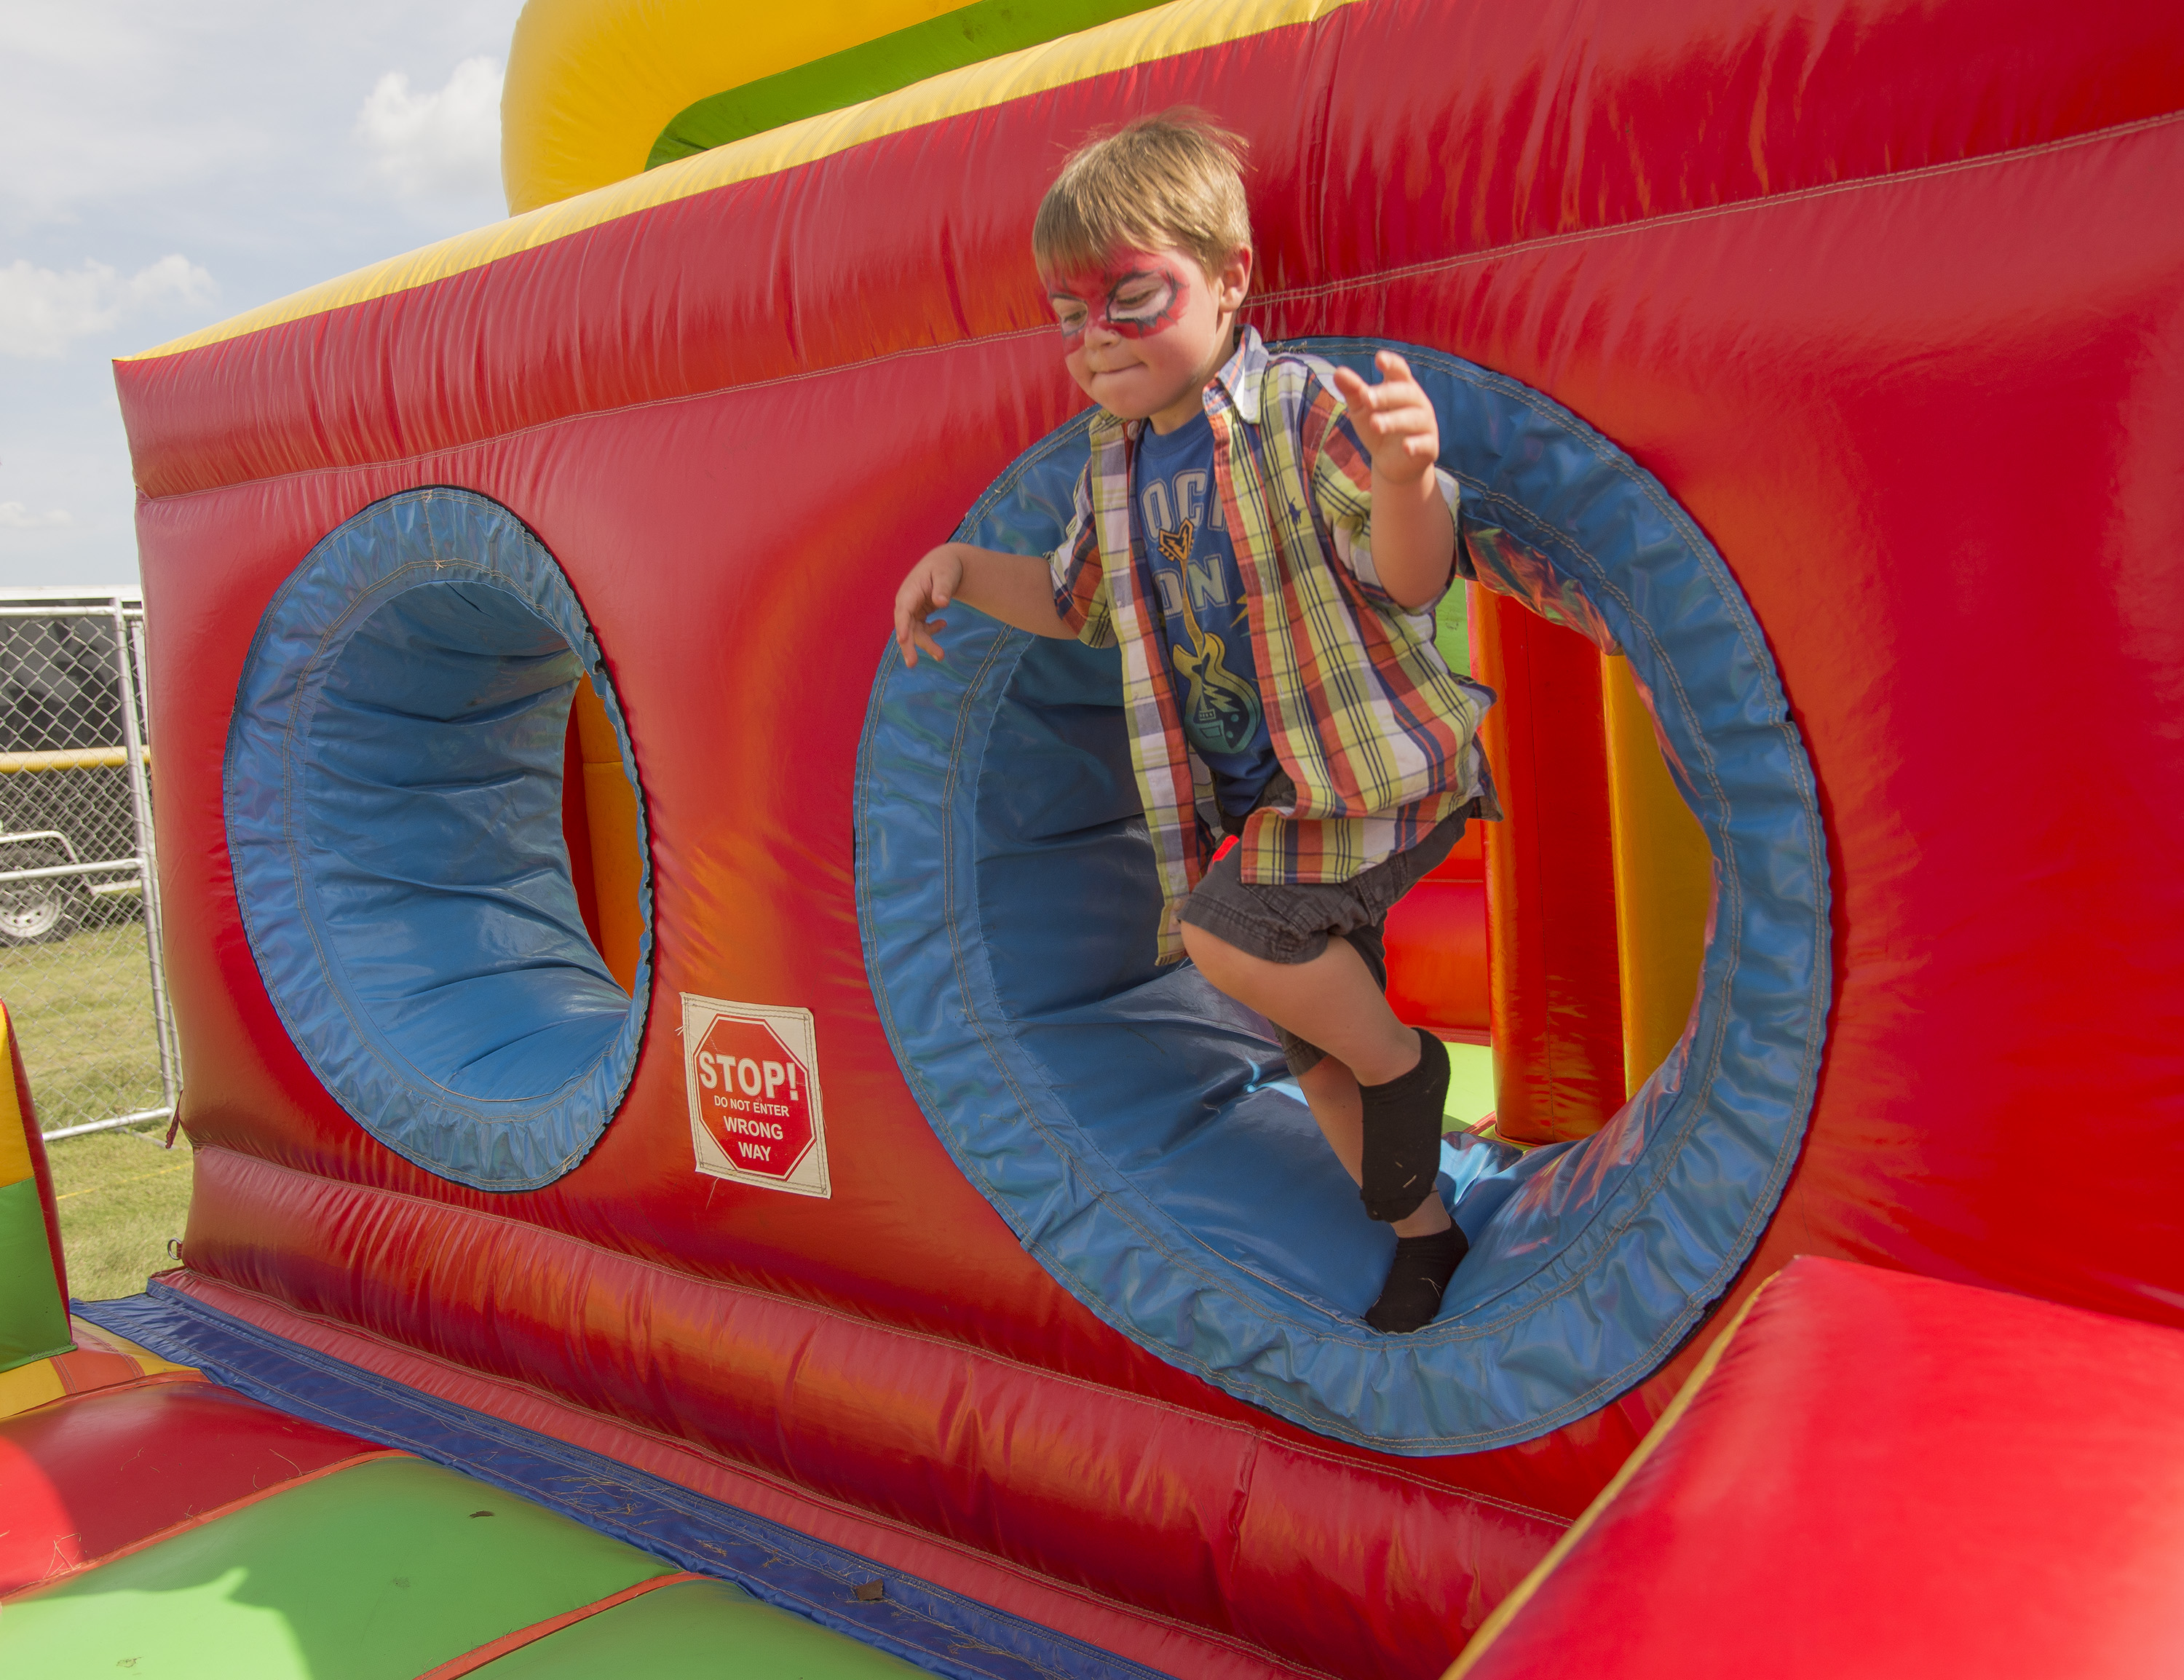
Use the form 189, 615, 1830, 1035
1, 920, 167, 1133
0, 918, 182, 1302
43, 1125, 194, 1303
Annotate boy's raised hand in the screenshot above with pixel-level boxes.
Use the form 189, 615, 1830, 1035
893, 543, 965, 666
1332, 351, 1440, 483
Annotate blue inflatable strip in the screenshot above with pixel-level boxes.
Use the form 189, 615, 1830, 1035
856, 339, 1830, 1454
76, 1288, 1174, 1680
223, 488, 653, 1192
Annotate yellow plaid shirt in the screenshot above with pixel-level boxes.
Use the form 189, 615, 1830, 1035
1050, 328, 1498, 962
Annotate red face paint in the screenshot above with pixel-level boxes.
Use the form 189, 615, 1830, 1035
1049, 260, 1192, 341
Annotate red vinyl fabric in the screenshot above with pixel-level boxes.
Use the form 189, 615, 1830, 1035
173, 1149, 1567, 1674
12, 1018, 67, 1306
162, 1261, 1554, 1680
1452, 1257, 2184, 1678
114, 0, 2184, 1668
1470, 591, 1624, 1144
0, 1379, 392, 1597
1382, 825, 1489, 1038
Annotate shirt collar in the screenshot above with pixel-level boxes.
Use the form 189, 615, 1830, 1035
1093, 322, 1270, 443
1208, 323, 1268, 424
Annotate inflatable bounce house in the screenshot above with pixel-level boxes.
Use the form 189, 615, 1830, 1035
4, 0, 2181, 1673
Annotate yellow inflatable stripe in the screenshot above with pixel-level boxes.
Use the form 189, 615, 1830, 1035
0, 1356, 65, 1418
505, 0, 968, 214
126, 0, 1366, 361
66, 1313, 195, 1376
0, 1320, 200, 1421
1440, 1277, 1779, 1678
0, 1002, 27, 1189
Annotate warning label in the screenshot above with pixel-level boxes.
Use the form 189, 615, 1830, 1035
682, 994, 829, 1198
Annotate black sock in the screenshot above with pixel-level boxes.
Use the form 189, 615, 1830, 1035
1358, 1029, 1449, 1223
1366, 1225, 1470, 1334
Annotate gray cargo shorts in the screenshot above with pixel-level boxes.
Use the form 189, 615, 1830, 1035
1178, 785, 1476, 1077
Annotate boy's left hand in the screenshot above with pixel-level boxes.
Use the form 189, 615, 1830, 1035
1332, 351, 1439, 485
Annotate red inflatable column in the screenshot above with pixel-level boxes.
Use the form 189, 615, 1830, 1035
1383, 823, 1490, 1039
1471, 589, 1626, 1144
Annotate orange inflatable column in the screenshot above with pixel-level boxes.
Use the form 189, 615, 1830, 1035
1471, 590, 1626, 1144
568, 679, 646, 994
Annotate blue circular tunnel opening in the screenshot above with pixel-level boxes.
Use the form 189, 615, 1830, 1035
226, 488, 651, 1192
858, 340, 1831, 1453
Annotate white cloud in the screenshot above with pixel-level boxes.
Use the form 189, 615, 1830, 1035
355, 55, 504, 202
0, 503, 75, 530
0, 255, 218, 359
0, 2, 527, 585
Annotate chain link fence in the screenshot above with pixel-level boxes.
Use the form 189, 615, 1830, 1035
0, 592, 178, 1141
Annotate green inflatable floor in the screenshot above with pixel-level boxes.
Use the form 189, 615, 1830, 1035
481, 1579, 923, 1676
0, 1455, 914, 1678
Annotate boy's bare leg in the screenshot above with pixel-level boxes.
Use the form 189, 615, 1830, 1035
1293, 1058, 1454, 1238
1184, 924, 1455, 1227
1188, 922, 1468, 1331
1184, 927, 1418, 1084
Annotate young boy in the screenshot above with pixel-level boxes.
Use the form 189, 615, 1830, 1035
891, 113, 1497, 1334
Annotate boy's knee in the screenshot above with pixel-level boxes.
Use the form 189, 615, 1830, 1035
1181, 918, 1251, 983
1179, 917, 1222, 967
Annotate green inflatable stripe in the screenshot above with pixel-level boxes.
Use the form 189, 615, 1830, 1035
0, 1457, 670, 1679
475, 1579, 927, 1677
0, 1175, 70, 1373
646, 0, 1174, 167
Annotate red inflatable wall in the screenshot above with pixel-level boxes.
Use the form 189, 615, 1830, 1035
117, 0, 2184, 1671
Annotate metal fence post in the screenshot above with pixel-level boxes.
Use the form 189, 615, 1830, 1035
0, 593, 180, 1141
116, 605, 179, 1126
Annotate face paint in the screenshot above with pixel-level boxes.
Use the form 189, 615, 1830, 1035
1049, 261, 1192, 341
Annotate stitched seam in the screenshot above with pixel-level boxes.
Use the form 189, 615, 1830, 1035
144, 1290, 1126, 1680
1254, 105, 2183, 318
1273, 344, 1824, 1435
225, 491, 653, 1189
141, 1276, 1340, 1680
849, 461, 1556, 1437
186, 1148, 1561, 1521
1280, 344, 1817, 1430
7, 1368, 205, 1419
138, 105, 2182, 506
892, 402, 1580, 1421
890, 436, 1438, 1355
922, 425, 1468, 1348
227, 300, 1834, 1442
0, 1449, 404, 1604
1415, 390, 1820, 1437
858, 334, 1830, 1450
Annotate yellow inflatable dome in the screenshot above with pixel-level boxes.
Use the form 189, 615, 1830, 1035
502, 0, 1175, 212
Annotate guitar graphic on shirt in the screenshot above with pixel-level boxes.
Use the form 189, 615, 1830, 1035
1156, 518, 1261, 755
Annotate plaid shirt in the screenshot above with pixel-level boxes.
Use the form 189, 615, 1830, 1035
1050, 328, 1499, 962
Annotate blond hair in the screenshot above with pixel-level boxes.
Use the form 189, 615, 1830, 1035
1032, 109, 1251, 283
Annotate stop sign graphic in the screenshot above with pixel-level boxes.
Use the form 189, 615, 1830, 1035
682, 994, 829, 1197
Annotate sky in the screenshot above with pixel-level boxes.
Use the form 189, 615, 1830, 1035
0, 1, 528, 588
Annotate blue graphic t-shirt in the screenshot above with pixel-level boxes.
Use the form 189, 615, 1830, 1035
1131, 411, 1279, 816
